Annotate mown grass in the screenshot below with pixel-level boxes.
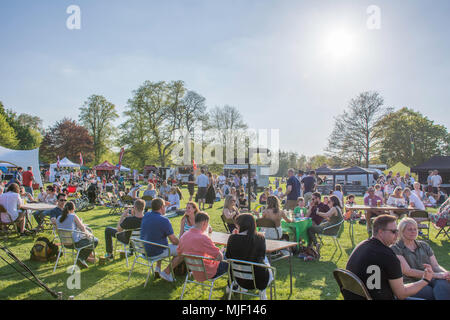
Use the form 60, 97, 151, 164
0, 181, 448, 300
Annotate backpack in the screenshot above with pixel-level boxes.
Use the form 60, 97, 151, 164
173, 261, 187, 276
30, 237, 59, 262
296, 244, 320, 260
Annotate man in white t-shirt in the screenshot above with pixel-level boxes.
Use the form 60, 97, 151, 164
218, 174, 226, 187
430, 170, 442, 195
0, 183, 26, 234
403, 188, 425, 211
241, 175, 248, 189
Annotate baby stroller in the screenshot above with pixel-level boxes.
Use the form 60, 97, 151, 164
86, 184, 98, 204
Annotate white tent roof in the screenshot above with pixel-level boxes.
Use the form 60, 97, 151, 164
115, 165, 130, 172
0, 146, 43, 186
0, 162, 16, 168
50, 157, 80, 168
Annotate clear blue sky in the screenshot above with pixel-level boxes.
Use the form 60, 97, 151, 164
1, 0, 449, 157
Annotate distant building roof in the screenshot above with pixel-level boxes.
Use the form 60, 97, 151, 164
334, 166, 375, 175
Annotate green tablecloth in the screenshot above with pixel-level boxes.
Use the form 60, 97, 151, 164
281, 218, 312, 246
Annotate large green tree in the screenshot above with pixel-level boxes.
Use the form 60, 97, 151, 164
326, 91, 392, 167
0, 112, 19, 148
79, 95, 118, 164
0, 102, 42, 150
377, 107, 450, 167
120, 80, 207, 168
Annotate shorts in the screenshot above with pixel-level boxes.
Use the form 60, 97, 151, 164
188, 186, 195, 196
198, 187, 207, 199
149, 244, 178, 260
304, 192, 313, 206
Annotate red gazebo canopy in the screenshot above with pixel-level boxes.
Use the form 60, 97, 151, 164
93, 161, 117, 171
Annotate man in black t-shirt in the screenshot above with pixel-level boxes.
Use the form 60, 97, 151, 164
285, 168, 301, 210
301, 171, 316, 206
104, 199, 145, 259
345, 215, 433, 300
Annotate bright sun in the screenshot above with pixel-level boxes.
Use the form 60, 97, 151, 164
322, 28, 356, 60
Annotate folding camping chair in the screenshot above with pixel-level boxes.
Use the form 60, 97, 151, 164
107, 193, 123, 215
435, 220, 450, 240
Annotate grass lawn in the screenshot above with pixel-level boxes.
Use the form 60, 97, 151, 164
0, 181, 448, 300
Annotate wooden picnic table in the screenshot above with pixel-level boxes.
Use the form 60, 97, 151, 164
210, 231, 298, 295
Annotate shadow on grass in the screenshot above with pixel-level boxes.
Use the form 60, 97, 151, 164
0, 256, 111, 300
288, 259, 341, 300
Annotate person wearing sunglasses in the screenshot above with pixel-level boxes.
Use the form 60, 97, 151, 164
47, 193, 68, 225
33, 192, 67, 229
346, 214, 433, 300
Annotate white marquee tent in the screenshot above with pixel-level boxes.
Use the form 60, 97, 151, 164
49, 157, 80, 182
0, 146, 43, 186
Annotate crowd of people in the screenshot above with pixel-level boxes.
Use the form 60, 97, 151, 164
1, 164, 448, 300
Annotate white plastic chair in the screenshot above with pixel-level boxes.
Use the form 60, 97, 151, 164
180, 254, 227, 300
226, 258, 276, 300
53, 228, 96, 272
128, 238, 176, 287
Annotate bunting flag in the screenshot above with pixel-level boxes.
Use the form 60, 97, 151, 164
192, 159, 197, 171
79, 152, 83, 166
118, 147, 125, 171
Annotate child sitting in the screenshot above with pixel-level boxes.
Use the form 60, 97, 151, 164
424, 192, 437, 208
293, 197, 307, 218
344, 194, 360, 220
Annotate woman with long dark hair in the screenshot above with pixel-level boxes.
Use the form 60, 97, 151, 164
205, 172, 216, 209
258, 195, 292, 240
306, 195, 343, 252
56, 201, 99, 268
179, 201, 199, 238
225, 214, 273, 299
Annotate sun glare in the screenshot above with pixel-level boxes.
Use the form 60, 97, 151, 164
322, 28, 356, 60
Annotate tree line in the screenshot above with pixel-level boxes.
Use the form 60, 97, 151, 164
1, 87, 448, 172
